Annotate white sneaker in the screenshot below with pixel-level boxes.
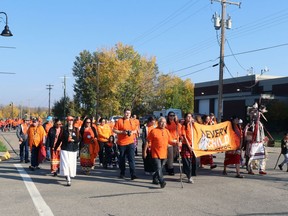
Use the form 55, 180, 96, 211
188, 177, 194, 184
108, 164, 113, 168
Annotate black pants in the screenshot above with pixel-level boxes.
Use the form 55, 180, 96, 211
152, 158, 166, 184
118, 143, 135, 176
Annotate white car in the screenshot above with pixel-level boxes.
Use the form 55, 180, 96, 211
109, 115, 123, 122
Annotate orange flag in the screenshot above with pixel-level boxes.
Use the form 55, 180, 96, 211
193, 121, 240, 157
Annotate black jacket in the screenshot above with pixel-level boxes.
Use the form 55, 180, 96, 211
55, 126, 79, 152
281, 139, 288, 154
46, 127, 64, 148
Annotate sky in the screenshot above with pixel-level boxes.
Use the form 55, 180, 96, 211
0, 0, 287, 108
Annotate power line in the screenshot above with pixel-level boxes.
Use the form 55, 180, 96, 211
224, 42, 288, 57
132, 0, 200, 44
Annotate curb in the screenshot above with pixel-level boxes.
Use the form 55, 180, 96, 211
0, 151, 11, 162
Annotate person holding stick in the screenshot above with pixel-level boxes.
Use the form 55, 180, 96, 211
278, 132, 288, 172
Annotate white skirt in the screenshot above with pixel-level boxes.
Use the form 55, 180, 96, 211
60, 150, 77, 177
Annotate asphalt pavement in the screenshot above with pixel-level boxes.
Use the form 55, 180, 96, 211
0, 131, 287, 216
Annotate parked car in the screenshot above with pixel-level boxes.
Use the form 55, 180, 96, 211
139, 114, 156, 127
109, 115, 122, 122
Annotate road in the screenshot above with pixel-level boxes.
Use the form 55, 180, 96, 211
0, 131, 287, 216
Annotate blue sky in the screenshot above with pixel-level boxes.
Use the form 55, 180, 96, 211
1, 0, 287, 108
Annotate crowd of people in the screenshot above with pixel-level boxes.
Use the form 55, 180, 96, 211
6, 107, 288, 188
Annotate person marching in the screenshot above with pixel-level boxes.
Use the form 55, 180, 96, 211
55, 116, 80, 186
143, 117, 179, 188
43, 116, 53, 161
113, 108, 138, 180
141, 116, 157, 175
165, 111, 182, 175
46, 118, 63, 176
199, 115, 217, 170
27, 117, 46, 171
79, 117, 99, 175
16, 116, 31, 163
181, 113, 195, 183
97, 117, 113, 168
222, 116, 244, 178
278, 132, 288, 172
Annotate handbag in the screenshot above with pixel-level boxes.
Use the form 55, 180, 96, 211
38, 145, 46, 163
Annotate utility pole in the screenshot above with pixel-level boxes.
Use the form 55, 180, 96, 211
46, 84, 54, 116
211, 0, 240, 122
63, 75, 67, 120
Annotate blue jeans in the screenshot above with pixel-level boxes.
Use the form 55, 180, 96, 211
19, 140, 29, 162
118, 143, 135, 176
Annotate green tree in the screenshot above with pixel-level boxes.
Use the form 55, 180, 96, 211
52, 96, 75, 120
72, 43, 159, 117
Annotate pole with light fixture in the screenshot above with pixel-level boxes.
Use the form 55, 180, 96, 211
211, 0, 240, 122
0, 12, 13, 37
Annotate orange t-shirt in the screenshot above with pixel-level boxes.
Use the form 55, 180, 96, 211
97, 124, 112, 142
27, 125, 46, 149
114, 118, 137, 146
181, 123, 193, 146
166, 121, 182, 140
147, 128, 174, 159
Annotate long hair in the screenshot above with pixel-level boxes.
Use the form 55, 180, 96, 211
80, 117, 98, 138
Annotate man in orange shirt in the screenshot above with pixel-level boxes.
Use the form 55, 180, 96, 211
113, 108, 138, 180
27, 117, 46, 171
144, 117, 179, 188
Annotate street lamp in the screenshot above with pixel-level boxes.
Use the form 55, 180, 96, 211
0, 12, 13, 37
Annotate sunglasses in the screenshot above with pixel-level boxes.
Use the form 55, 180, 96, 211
86, 121, 91, 123
169, 115, 175, 117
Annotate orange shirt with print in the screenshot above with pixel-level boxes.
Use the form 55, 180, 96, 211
166, 121, 182, 140
114, 118, 137, 146
147, 128, 174, 159
27, 125, 46, 149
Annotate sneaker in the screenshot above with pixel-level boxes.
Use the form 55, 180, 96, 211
25, 159, 30, 163
222, 170, 228, 175
29, 166, 35, 171
145, 172, 151, 175
278, 164, 283, 170
99, 163, 103, 167
108, 164, 113, 168
259, 171, 267, 175
235, 174, 244, 178
131, 175, 137, 180
248, 171, 254, 175
53, 172, 57, 177
20, 160, 24, 163
160, 181, 166, 189
210, 165, 217, 169
119, 174, 125, 179
66, 181, 71, 186
35, 166, 40, 170
152, 179, 159, 185
187, 177, 194, 184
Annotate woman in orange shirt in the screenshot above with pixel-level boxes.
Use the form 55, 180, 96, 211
165, 111, 182, 175
97, 118, 113, 168
181, 113, 195, 183
79, 117, 99, 175
144, 117, 179, 189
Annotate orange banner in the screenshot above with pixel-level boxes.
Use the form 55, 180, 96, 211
193, 121, 240, 157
